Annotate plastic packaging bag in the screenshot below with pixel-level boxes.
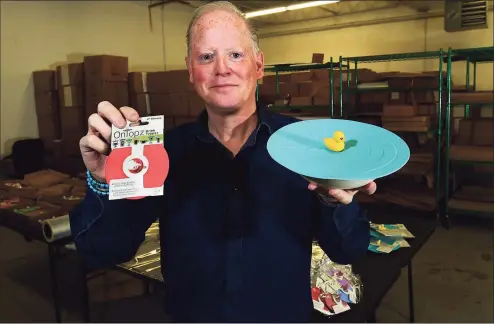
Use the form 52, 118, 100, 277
310, 244, 363, 316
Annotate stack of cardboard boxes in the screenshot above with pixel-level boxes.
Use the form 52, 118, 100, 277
33, 70, 60, 150
56, 63, 85, 155
32, 56, 211, 175
84, 55, 129, 119
380, 73, 439, 133
128, 72, 150, 117
147, 70, 204, 130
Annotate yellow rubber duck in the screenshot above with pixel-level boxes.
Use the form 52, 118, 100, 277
324, 131, 346, 152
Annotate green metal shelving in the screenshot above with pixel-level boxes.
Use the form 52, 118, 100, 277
261, 59, 343, 117
443, 46, 494, 224
339, 50, 447, 220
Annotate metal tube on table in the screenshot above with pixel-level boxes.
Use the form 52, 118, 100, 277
42, 215, 71, 243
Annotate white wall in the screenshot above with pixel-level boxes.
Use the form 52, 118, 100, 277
259, 7, 494, 90
0, 0, 193, 156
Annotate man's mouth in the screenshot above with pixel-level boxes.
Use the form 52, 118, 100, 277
211, 84, 237, 88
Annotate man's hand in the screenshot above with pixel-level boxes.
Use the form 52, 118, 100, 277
308, 181, 377, 205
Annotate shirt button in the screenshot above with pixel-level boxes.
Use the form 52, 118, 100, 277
234, 188, 238, 192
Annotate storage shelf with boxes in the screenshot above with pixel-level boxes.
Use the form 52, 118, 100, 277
259, 59, 346, 118
443, 46, 494, 221
338, 50, 448, 215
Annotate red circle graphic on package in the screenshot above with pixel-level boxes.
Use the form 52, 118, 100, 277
105, 144, 169, 200
128, 158, 144, 174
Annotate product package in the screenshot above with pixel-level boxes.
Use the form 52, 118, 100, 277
105, 116, 169, 200
311, 244, 362, 316
368, 223, 415, 254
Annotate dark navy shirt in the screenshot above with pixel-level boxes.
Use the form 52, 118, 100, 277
70, 104, 370, 322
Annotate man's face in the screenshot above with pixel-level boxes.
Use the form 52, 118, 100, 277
186, 10, 264, 112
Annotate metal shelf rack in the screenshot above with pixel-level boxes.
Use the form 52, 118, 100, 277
261, 59, 343, 117
339, 50, 447, 219
443, 46, 494, 224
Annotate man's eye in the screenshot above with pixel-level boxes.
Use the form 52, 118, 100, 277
199, 54, 213, 61
230, 52, 243, 60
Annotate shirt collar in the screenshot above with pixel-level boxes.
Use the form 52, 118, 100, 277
195, 102, 274, 143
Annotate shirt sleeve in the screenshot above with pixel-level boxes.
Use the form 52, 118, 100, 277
313, 194, 370, 265
69, 189, 162, 270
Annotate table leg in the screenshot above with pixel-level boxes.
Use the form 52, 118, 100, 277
407, 261, 415, 323
48, 245, 62, 323
80, 264, 90, 322
367, 311, 376, 323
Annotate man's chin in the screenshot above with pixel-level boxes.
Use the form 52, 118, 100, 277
206, 101, 243, 115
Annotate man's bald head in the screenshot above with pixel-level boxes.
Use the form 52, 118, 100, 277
186, 1, 259, 57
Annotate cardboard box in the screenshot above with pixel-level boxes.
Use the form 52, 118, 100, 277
35, 91, 59, 117
290, 96, 313, 106
383, 122, 430, 133
128, 72, 148, 94
169, 93, 190, 117
473, 120, 494, 146
456, 119, 494, 146
291, 72, 315, 83
258, 83, 278, 96
188, 94, 204, 117
33, 70, 56, 93
263, 74, 292, 84
341, 68, 381, 83
60, 107, 86, 140
383, 104, 418, 117
147, 70, 191, 94
37, 115, 61, 142
312, 53, 324, 64
56, 63, 84, 87
84, 55, 128, 82
60, 86, 84, 107
298, 82, 328, 97
85, 79, 129, 117
417, 104, 436, 115
61, 138, 82, 157
148, 93, 190, 117
148, 94, 170, 116
129, 93, 150, 117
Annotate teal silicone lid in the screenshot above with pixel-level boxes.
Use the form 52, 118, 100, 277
267, 119, 410, 181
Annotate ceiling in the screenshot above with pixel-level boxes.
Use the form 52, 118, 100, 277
180, 0, 446, 27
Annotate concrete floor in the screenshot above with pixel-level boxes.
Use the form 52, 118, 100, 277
0, 218, 493, 323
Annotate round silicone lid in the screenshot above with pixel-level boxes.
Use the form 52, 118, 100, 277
267, 119, 410, 181
105, 144, 169, 200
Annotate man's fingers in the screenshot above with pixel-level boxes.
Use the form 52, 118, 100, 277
359, 182, 377, 195
80, 134, 109, 154
87, 113, 112, 141
119, 106, 140, 122
328, 188, 356, 205
308, 182, 333, 197
97, 101, 126, 128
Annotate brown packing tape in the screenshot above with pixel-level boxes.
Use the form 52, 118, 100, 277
142, 72, 148, 93
145, 93, 151, 115
61, 65, 70, 86
63, 86, 73, 107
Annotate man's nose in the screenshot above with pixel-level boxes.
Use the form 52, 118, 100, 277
215, 56, 230, 76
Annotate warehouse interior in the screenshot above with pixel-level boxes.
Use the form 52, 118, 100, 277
0, 0, 493, 322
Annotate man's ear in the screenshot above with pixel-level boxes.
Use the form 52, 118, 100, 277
255, 51, 265, 80
185, 56, 193, 83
